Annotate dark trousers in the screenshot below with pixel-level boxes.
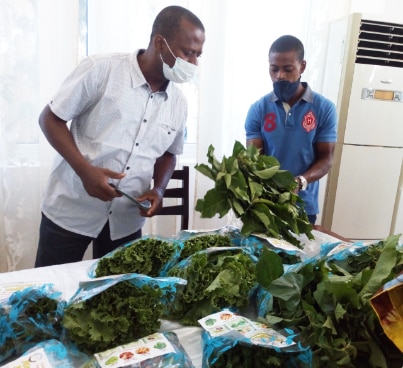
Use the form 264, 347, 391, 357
35, 213, 142, 267
308, 214, 317, 225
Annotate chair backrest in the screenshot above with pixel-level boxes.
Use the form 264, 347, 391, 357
158, 166, 189, 230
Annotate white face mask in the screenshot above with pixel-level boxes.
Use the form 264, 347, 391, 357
160, 38, 198, 83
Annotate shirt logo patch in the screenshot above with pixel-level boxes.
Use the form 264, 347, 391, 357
302, 111, 316, 132
264, 112, 277, 132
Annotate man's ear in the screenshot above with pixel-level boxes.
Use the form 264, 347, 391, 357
300, 60, 307, 74
153, 34, 165, 53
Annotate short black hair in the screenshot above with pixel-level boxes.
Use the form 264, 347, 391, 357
269, 35, 304, 61
151, 5, 205, 41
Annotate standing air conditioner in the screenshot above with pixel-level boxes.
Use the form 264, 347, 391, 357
321, 13, 403, 241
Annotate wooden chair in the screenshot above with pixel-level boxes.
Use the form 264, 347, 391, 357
158, 166, 190, 230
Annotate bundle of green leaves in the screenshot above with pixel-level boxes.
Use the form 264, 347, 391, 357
167, 248, 256, 325
195, 141, 313, 248
62, 280, 165, 354
94, 237, 180, 277
256, 235, 403, 368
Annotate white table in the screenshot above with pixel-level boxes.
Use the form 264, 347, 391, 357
0, 259, 204, 367
0, 229, 346, 367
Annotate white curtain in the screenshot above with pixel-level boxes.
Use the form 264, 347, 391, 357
0, 0, 82, 272
2, 0, 399, 271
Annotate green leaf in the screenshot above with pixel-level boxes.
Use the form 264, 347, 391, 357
195, 188, 231, 218
231, 198, 245, 216
255, 247, 284, 288
240, 212, 266, 236
334, 302, 347, 321
206, 144, 221, 171
250, 203, 273, 230
248, 179, 263, 200
253, 166, 280, 180
232, 140, 247, 157
265, 272, 304, 312
358, 235, 399, 301
194, 163, 214, 181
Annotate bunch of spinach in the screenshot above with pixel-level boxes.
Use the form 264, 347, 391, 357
256, 235, 403, 368
94, 237, 180, 277
62, 280, 165, 354
195, 141, 313, 248
167, 248, 256, 325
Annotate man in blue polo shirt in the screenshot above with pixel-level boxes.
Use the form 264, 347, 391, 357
245, 35, 338, 224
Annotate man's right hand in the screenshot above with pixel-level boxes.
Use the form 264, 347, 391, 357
79, 166, 125, 201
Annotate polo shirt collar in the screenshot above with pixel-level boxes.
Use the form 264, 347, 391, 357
269, 82, 313, 103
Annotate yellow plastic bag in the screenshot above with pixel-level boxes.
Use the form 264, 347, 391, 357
370, 273, 403, 352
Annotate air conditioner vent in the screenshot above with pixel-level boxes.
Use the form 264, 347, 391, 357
356, 19, 403, 68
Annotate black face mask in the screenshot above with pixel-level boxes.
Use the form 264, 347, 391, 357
273, 79, 300, 102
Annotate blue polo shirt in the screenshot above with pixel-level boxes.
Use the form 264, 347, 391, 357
245, 82, 337, 215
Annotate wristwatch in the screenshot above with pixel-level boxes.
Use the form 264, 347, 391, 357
297, 175, 308, 191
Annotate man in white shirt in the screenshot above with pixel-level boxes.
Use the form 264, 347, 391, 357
35, 6, 205, 267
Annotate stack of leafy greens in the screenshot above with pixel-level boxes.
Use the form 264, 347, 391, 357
256, 234, 403, 368
167, 248, 256, 325
195, 141, 313, 248
63, 279, 169, 354
94, 237, 181, 277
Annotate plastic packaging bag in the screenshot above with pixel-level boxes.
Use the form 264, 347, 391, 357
0, 283, 65, 363
1, 339, 74, 368
199, 310, 311, 368
167, 247, 257, 325
371, 272, 403, 352
63, 273, 186, 354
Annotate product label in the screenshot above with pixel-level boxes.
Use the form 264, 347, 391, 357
94, 332, 175, 367
3, 348, 52, 368
198, 310, 295, 348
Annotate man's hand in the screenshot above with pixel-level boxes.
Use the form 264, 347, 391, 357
80, 166, 125, 201
136, 187, 164, 217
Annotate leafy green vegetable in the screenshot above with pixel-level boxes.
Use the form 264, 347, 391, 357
195, 141, 313, 247
167, 249, 256, 325
255, 246, 284, 288
95, 237, 180, 277
179, 234, 232, 261
210, 342, 304, 367
0, 286, 65, 363
62, 281, 164, 354
257, 235, 403, 368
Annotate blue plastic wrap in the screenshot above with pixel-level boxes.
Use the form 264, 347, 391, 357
63, 273, 187, 355
0, 283, 65, 364
2, 339, 75, 367
200, 324, 312, 367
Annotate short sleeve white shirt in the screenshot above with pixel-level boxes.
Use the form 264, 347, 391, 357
41, 50, 187, 240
